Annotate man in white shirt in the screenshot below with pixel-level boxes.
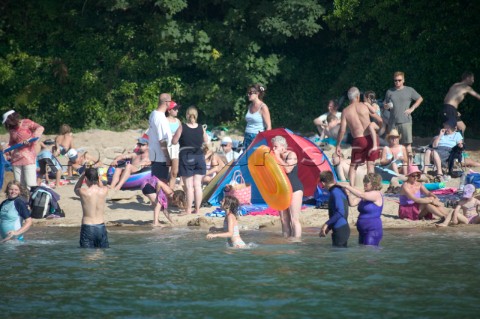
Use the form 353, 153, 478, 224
148, 93, 173, 181
220, 136, 240, 163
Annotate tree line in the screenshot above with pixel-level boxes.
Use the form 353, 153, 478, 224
1, 0, 479, 137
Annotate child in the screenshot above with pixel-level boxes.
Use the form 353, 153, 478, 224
37, 140, 63, 188
0, 181, 32, 242
141, 175, 185, 226
364, 91, 383, 154
206, 195, 246, 248
436, 184, 480, 227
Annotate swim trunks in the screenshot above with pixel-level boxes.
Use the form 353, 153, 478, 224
331, 224, 350, 248
351, 135, 380, 164
441, 104, 460, 125
79, 223, 109, 248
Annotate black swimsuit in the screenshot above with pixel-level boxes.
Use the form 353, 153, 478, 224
287, 165, 303, 193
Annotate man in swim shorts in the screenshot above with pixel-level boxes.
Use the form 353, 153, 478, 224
336, 87, 382, 186
319, 171, 350, 247
442, 71, 480, 135
74, 167, 109, 248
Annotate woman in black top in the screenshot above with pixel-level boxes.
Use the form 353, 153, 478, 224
271, 135, 303, 240
172, 106, 208, 214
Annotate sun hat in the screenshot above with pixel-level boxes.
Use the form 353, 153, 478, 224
2, 110, 15, 124
406, 164, 422, 176
167, 101, 178, 111
66, 149, 78, 162
462, 184, 475, 199
221, 136, 233, 145
137, 137, 149, 145
386, 129, 401, 140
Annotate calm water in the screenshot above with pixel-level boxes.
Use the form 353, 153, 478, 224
1, 226, 480, 318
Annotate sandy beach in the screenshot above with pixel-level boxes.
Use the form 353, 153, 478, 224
1, 129, 479, 232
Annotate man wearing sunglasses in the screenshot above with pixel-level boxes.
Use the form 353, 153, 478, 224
384, 71, 423, 157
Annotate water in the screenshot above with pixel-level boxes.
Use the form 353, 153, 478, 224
1, 227, 480, 318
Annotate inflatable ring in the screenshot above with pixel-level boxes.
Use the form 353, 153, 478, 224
107, 166, 152, 189
248, 145, 292, 210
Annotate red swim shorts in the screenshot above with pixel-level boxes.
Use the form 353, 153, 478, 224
351, 134, 380, 164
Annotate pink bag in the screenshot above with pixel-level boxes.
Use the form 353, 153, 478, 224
223, 170, 251, 205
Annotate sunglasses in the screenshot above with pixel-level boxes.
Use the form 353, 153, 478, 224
171, 107, 179, 111
221, 144, 228, 147
247, 91, 258, 96
410, 174, 421, 178
394, 79, 403, 82
137, 143, 146, 146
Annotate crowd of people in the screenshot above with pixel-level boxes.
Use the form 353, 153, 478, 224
1, 70, 480, 248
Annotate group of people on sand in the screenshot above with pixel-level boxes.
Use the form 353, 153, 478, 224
2, 71, 480, 248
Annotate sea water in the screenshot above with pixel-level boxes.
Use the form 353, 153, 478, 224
1, 227, 480, 318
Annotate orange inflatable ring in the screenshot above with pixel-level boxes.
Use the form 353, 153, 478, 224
248, 145, 293, 211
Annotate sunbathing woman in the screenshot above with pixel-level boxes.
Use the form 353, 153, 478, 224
53, 124, 74, 157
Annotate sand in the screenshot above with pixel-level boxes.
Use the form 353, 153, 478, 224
1, 129, 479, 233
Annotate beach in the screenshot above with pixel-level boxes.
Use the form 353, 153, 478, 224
1, 129, 479, 232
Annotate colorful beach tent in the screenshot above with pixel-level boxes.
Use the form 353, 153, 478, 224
205, 128, 337, 206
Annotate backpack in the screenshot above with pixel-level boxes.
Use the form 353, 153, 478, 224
30, 189, 52, 219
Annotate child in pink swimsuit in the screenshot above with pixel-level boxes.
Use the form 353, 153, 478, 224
437, 184, 480, 227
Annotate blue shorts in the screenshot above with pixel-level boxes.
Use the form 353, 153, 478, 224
178, 153, 206, 177
356, 218, 383, 246
79, 224, 109, 248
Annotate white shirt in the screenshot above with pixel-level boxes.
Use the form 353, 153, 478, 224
148, 110, 172, 162
225, 150, 240, 163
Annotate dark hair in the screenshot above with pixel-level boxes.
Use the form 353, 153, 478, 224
59, 124, 72, 135
4, 112, 20, 130
363, 173, 383, 190
462, 71, 474, 80
85, 167, 99, 184
364, 90, 376, 103
248, 83, 266, 100
223, 195, 240, 217
319, 171, 335, 184
328, 99, 339, 110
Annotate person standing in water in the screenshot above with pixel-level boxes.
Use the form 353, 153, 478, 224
74, 167, 109, 248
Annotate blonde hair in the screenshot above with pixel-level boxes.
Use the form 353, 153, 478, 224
185, 106, 198, 124
363, 173, 383, 191
393, 71, 404, 78
4, 180, 26, 198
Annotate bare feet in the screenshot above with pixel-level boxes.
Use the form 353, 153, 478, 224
435, 223, 448, 228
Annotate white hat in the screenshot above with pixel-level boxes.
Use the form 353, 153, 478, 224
221, 136, 233, 145
66, 149, 78, 161
2, 110, 15, 124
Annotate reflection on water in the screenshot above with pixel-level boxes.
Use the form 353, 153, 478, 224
1, 227, 480, 318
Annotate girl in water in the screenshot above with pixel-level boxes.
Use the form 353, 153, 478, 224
0, 181, 32, 242
206, 195, 246, 248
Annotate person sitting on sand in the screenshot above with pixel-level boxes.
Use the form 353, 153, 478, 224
141, 174, 185, 226
53, 124, 74, 157
66, 149, 103, 177
379, 129, 408, 175
202, 143, 225, 185
331, 151, 367, 187
74, 167, 109, 248
37, 140, 63, 188
206, 195, 246, 248
313, 99, 342, 137
436, 184, 480, 227
398, 165, 447, 221
109, 137, 151, 190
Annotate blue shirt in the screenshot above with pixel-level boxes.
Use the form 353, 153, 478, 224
437, 131, 463, 149
326, 186, 349, 229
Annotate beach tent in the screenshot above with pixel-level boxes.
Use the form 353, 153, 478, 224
206, 128, 337, 206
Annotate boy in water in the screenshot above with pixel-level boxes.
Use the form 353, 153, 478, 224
74, 167, 109, 248
319, 171, 350, 247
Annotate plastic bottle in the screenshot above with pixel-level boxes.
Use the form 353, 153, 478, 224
458, 173, 466, 193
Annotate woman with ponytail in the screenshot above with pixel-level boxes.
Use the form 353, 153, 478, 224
243, 84, 271, 151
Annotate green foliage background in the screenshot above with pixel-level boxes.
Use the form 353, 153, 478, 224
1, 0, 479, 137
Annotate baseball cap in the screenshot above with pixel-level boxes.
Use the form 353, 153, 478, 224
462, 184, 475, 199
66, 149, 78, 162
167, 101, 178, 111
221, 137, 233, 145
137, 137, 149, 145
2, 110, 15, 124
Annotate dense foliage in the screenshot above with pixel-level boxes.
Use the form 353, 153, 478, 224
1, 0, 479, 137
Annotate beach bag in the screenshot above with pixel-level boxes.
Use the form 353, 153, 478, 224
30, 189, 52, 219
223, 170, 251, 205
466, 173, 480, 188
